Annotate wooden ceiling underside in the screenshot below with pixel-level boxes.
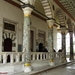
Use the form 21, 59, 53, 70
58, 0, 75, 19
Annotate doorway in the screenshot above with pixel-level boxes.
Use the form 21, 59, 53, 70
4, 38, 12, 62
4, 38, 12, 52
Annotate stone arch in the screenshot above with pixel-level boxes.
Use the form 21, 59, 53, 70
2, 32, 16, 52
55, 9, 65, 26
3, 32, 16, 41
40, 0, 53, 18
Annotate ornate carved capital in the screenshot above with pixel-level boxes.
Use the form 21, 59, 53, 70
61, 27, 67, 34
47, 20, 54, 28
23, 7, 33, 17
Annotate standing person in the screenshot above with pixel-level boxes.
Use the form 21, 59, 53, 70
36, 42, 39, 52
39, 43, 43, 52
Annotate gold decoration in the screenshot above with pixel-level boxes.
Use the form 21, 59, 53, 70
50, 59, 54, 62
49, 25, 53, 28
24, 14, 31, 17
24, 63, 31, 66
63, 58, 66, 60
70, 56, 74, 60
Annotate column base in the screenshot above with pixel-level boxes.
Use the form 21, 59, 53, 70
70, 57, 74, 60
49, 60, 55, 66
24, 66, 32, 72
24, 63, 32, 73
62, 58, 67, 63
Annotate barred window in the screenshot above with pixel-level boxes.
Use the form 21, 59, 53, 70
4, 22, 15, 31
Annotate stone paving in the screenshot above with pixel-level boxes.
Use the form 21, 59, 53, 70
14, 60, 75, 75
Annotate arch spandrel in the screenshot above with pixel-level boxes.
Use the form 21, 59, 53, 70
40, 0, 53, 18
67, 19, 72, 31
67, 19, 71, 25
55, 9, 65, 27
54, 12, 60, 24
34, 0, 45, 14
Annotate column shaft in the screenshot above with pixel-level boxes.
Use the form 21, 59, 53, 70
69, 32, 74, 60
23, 16, 31, 65
20, 0, 35, 72
48, 27, 54, 61
61, 32, 66, 59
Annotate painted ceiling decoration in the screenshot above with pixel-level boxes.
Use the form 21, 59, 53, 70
58, 0, 75, 20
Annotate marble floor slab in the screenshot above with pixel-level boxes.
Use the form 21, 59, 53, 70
14, 62, 75, 75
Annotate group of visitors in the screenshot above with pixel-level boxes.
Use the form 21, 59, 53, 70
36, 43, 48, 52
36, 42, 62, 52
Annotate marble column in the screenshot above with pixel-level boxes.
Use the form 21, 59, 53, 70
20, 0, 36, 72
61, 29, 66, 62
69, 31, 74, 60
22, 7, 33, 72
47, 20, 54, 66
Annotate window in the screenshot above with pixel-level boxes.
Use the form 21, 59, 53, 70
4, 22, 15, 31
66, 33, 70, 53
57, 33, 62, 51
52, 5, 55, 11
73, 34, 75, 53
65, 16, 66, 20
57, 32, 75, 53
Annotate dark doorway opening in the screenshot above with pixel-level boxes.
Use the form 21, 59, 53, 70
4, 38, 12, 62
4, 38, 12, 52
39, 43, 43, 52
30, 30, 34, 52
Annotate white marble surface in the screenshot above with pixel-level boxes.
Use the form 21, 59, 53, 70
0, 57, 73, 75
14, 61, 75, 75
43, 63, 75, 75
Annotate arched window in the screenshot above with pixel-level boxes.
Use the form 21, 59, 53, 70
4, 38, 12, 52
57, 33, 62, 51
57, 32, 75, 53
66, 33, 70, 53
73, 33, 75, 53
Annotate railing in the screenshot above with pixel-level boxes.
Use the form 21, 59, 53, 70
0, 52, 49, 64
0, 52, 24, 64
31, 52, 49, 61
54, 52, 64, 58
0, 52, 71, 64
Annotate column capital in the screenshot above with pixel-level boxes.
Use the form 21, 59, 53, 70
47, 20, 54, 28
69, 31, 73, 36
61, 27, 66, 31
22, 7, 33, 17
20, 0, 36, 17
69, 31, 73, 33
60, 27, 67, 33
